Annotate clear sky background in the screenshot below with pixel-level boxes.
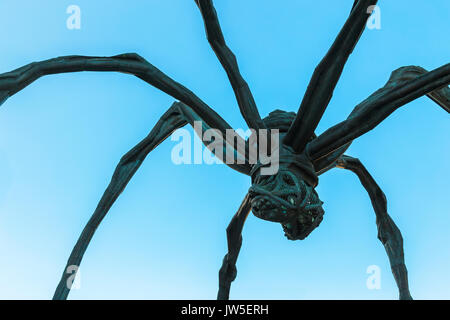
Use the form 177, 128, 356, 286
0, 0, 448, 300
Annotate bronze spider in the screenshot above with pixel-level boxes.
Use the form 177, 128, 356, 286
0, 0, 448, 300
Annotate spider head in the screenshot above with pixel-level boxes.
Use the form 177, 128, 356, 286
249, 168, 324, 240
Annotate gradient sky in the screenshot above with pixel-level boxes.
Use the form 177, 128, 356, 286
0, 0, 449, 300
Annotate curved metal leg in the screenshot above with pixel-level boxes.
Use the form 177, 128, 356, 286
217, 194, 251, 300
53, 102, 251, 300
337, 155, 412, 300
309, 64, 450, 161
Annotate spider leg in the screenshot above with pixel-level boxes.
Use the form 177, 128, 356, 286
195, 0, 266, 130
283, 0, 378, 152
52, 101, 251, 300
314, 66, 450, 173
217, 193, 251, 300
314, 142, 352, 175
308, 64, 450, 160
0, 53, 252, 170
336, 155, 412, 300
0, 53, 233, 138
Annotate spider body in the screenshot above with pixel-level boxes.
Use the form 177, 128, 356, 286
249, 110, 324, 240
249, 166, 325, 240
0, 0, 448, 300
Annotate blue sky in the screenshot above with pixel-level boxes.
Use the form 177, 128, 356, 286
0, 0, 448, 299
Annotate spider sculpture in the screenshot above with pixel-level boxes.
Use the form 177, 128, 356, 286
1, 0, 449, 300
